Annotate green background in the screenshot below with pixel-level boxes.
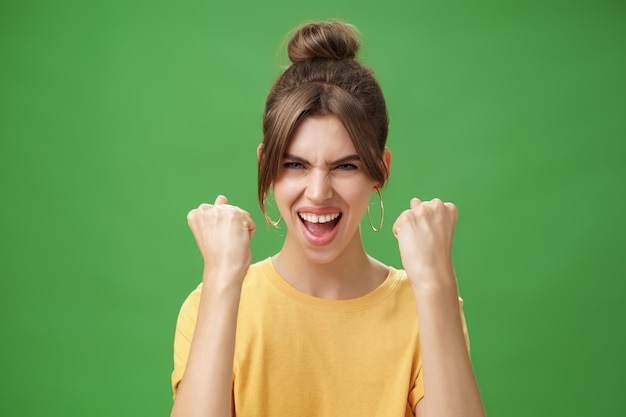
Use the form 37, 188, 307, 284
1, 0, 624, 415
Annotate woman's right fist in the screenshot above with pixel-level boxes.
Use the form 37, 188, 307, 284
186, 195, 256, 282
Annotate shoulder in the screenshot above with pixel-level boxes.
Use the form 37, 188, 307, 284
386, 266, 413, 292
390, 266, 409, 280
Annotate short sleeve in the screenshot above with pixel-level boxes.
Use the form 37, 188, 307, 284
408, 297, 471, 412
171, 284, 203, 399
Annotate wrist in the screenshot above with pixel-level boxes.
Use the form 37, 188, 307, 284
407, 268, 459, 298
202, 264, 248, 293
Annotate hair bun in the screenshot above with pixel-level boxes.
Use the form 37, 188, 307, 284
287, 20, 360, 63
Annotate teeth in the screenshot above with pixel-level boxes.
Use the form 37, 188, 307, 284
299, 212, 340, 223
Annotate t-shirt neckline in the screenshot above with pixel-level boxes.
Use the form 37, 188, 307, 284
259, 257, 401, 312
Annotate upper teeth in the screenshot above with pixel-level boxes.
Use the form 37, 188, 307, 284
299, 213, 340, 223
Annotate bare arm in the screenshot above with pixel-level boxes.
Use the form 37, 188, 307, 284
171, 195, 255, 417
413, 279, 484, 417
394, 198, 485, 417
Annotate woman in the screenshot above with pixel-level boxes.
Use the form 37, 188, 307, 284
171, 20, 485, 417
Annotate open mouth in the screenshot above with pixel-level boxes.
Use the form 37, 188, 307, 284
298, 212, 342, 238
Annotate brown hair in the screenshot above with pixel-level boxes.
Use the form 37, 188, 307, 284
258, 20, 389, 218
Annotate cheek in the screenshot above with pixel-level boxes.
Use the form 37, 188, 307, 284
272, 177, 302, 205
337, 179, 375, 207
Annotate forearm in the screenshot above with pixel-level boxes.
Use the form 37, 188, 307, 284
413, 277, 485, 417
171, 271, 242, 417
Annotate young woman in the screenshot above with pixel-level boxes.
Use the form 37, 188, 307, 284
171, 20, 485, 417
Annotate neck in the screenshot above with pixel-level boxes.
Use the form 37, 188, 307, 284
272, 230, 387, 300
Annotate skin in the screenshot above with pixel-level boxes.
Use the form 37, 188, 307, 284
394, 197, 485, 416
171, 115, 485, 417
269, 115, 390, 300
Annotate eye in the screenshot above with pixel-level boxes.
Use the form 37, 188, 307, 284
335, 163, 358, 171
283, 161, 304, 169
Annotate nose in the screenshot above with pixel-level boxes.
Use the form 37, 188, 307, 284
304, 169, 333, 203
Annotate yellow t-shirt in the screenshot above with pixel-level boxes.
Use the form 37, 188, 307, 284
172, 258, 469, 416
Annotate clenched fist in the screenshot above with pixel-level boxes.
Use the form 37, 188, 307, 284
187, 195, 256, 286
392, 198, 458, 289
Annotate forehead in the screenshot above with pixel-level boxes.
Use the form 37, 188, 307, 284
286, 115, 357, 156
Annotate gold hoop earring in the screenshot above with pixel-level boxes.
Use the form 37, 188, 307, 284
264, 211, 282, 228
263, 197, 282, 228
367, 189, 384, 232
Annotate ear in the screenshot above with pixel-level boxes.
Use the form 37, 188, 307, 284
383, 147, 392, 179
375, 147, 392, 189
257, 143, 264, 162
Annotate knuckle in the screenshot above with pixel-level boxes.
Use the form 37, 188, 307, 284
411, 204, 424, 217
199, 203, 212, 212
445, 202, 458, 213
401, 210, 417, 226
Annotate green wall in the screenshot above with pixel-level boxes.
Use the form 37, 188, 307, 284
1, 0, 624, 415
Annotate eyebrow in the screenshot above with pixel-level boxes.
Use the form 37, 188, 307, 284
283, 153, 361, 165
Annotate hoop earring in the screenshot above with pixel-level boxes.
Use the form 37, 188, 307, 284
264, 211, 282, 228
263, 197, 282, 228
367, 189, 384, 232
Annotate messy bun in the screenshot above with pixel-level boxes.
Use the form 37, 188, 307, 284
259, 20, 389, 223
287, 20, 360, 63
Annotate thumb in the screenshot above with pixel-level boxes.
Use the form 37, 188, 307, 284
214, 195, 228, 205
410, 198, 422, 209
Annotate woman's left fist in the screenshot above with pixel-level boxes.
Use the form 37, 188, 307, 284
392, 198, 458, 286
